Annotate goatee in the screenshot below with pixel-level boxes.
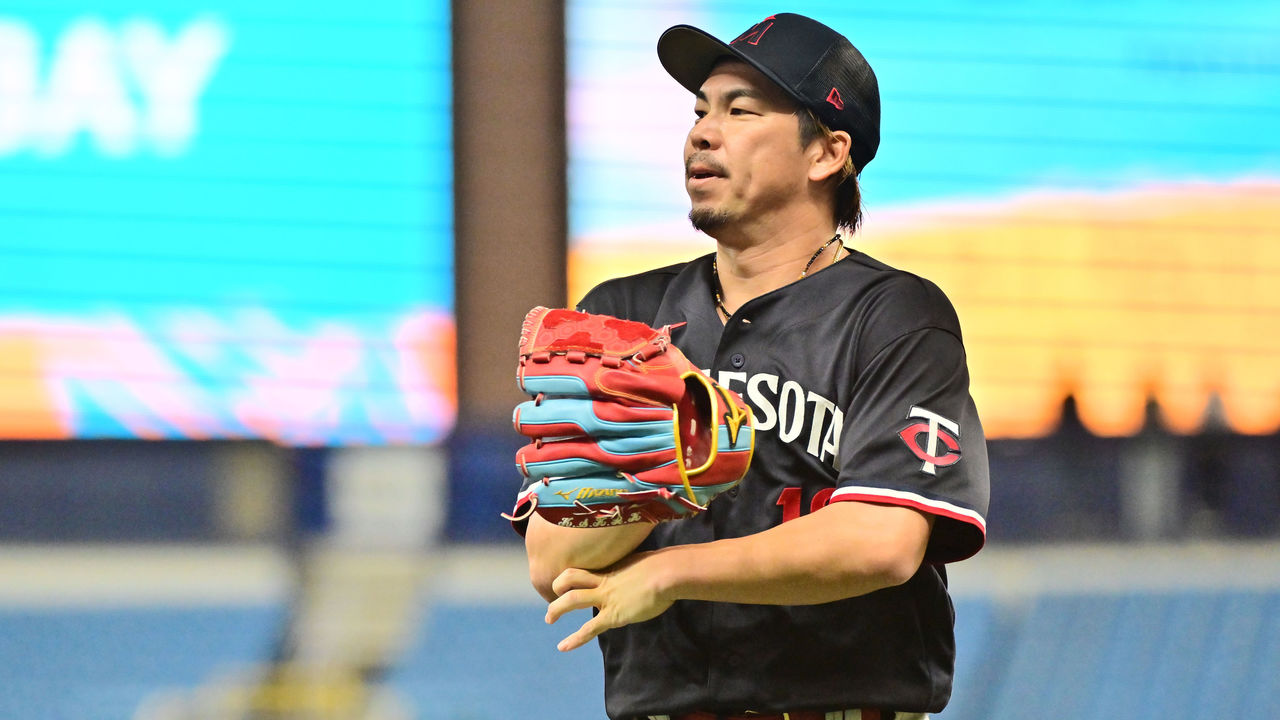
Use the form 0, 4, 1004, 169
689, 207, 733, 233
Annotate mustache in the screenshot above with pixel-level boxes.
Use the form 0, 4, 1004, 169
685, 153, 728, 178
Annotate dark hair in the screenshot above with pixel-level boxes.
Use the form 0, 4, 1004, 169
797, 107, 862, 232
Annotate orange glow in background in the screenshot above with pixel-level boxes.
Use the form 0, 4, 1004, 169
0, 312, 457, 444
569, 181, 1280, 439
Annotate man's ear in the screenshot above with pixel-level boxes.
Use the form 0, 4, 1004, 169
807, 130, 853, 184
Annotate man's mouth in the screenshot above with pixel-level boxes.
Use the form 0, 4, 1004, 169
686, 156, 727, 181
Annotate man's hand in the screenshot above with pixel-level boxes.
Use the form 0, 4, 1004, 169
544, 552, 674, 652
525, 515, 655, 602
538, 502, 936, 651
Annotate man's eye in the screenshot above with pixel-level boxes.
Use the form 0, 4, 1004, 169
729, 107, 753, 116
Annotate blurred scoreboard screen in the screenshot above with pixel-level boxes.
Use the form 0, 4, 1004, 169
0, 2, 453, 445
567, 1, 1280, 438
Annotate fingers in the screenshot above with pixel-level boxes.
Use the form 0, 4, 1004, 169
551, 566, 600, 599
544, 582, 613, 652
545, 587, 594, 626
546, 568, 600, 627
557, 615, 607, 652
545, 568, 608, 651
542, 560, 671, 653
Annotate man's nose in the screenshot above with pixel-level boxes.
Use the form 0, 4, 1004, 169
688, 115, 721, 150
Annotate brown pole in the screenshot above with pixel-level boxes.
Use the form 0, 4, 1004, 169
452, 0, 567, 425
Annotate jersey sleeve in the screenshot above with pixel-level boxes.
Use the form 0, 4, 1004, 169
575, 282, 626, 316
832, 308, 990, 563
574, 262, 686, 322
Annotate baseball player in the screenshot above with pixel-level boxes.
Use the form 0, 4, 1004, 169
508, 13, 990, 720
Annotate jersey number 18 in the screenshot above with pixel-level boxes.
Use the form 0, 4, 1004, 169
776, 487, 835, 523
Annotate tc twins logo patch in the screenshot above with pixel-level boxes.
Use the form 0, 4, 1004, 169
898, 406, 961, 475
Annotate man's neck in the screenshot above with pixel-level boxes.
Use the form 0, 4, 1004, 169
712, 220, 843, 317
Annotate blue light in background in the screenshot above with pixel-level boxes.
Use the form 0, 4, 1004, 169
0, 1, 455, 444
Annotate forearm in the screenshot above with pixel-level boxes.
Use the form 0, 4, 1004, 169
542, 501, 936, 651
525, 514, 654, 601
648, 502, 932, 605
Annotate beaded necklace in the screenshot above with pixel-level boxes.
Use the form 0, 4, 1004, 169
711, 234, 843, 321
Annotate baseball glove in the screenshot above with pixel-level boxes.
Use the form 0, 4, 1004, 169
504, 306, 754, 528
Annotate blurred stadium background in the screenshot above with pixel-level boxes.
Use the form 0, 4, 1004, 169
1, 0, 1277, 718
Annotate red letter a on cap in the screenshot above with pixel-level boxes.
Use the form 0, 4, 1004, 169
732, 18, 775, 46
826, 87, 845, 110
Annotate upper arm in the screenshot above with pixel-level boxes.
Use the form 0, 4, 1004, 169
654, 496, 938, 606
833, 280, 990, 563
812, 500, 935, 586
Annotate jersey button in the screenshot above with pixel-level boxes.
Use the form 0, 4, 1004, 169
730, 353, 745, 369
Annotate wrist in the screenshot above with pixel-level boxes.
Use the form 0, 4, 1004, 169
645, 546, 686, 604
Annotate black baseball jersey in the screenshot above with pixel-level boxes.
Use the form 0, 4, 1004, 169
525, 250, 989, 718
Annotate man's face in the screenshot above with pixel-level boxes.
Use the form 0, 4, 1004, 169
684, 60, 809, 234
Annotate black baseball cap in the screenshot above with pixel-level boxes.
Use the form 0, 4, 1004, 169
657, 13, 880, 171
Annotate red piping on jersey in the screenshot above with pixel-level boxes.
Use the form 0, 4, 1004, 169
829, 486, 986, 561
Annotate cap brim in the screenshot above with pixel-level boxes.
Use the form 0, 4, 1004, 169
656, 25, 808, 111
